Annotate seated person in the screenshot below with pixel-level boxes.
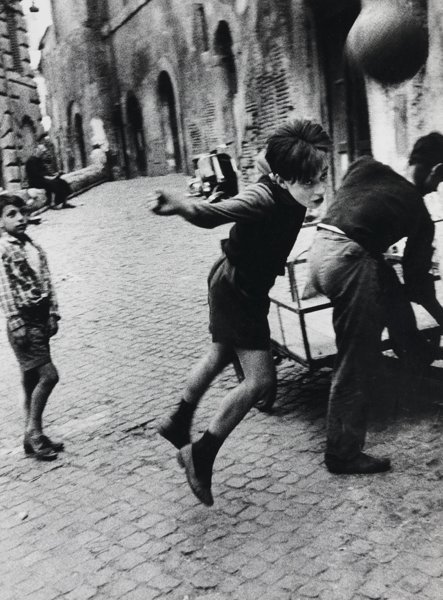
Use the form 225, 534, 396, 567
25, 145, 74, 209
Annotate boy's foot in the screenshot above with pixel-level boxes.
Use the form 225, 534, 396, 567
24, 433, 61, 460
177, 444, 214, 506
157, 416, 190, 449
62, 203, 75, 209
325, 452, 391, 475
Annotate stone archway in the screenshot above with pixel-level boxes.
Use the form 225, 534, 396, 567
21, 116, 37, 160
126, 92, 147, 176
67, 102, 87, 170
74, 113, 87, 168
158, 71, 182, 173
213, 21, 238, 152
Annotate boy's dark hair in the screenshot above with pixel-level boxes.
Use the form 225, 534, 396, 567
409, 132, 443, 167
265, 119, 331, 184
0, 193, 26, 217
409, 132, 443, 194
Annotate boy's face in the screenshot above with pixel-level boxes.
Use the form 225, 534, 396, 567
0, 204, 28, 238
278, 167, 328, 209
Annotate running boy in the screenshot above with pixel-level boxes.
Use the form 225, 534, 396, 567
150, 119, 331, 505
0, 194, 63, 461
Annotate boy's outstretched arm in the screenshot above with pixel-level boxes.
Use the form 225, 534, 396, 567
149, 184, 273, 229
149, 190, 196, 219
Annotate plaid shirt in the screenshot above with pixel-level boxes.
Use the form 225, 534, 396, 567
0, 233, 60, 330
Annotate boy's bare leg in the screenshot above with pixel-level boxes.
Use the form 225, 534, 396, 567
208, 347, 276, 437
26, 362, 59, 435
178, 348, 276, 505
22, 369, 39, 431
158, 342, 233, 449
183, 342, 234, 405
22, 362, 61, 460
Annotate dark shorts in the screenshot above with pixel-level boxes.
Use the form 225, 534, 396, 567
7, 303, 52, 372
208, 256, 271, 350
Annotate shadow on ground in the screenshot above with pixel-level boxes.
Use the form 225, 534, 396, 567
270, 357, 443, 435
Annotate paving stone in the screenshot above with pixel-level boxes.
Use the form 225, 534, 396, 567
0, 176, 441, 600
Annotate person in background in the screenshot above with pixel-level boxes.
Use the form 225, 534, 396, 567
25, 144, 74, 210
0, 193, 63, 461
408, 131, 443, 196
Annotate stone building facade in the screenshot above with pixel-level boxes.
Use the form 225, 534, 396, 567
39, 0, 443, 188
0, 0, 42, 189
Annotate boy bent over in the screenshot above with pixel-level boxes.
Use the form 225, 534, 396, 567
309, 157, 439, 475
151, 119, 331, 506
0, 194, 63, 461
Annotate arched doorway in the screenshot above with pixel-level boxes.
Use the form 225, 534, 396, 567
213, 21, 238, 150
74, 114, 87, 168
21, 116, 37, 160
67, 103, 87, 170
313, 1, 371, 187
126, 93, 147, 176
158, 71, 182, 173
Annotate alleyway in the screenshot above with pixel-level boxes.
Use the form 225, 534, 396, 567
0, 176, 442, 600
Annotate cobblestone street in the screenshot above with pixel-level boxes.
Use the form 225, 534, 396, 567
0, 176, 442, 600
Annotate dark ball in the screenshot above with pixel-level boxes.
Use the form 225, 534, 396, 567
345, 0, 428, 85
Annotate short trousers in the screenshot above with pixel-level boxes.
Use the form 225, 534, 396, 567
7, 302, 52, 372
207, 255, 271, 350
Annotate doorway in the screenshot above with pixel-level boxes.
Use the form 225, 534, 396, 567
158, 71, 182, 173
126, 93, 147, 176
213, 21, 238, 150
315, 1, 371, 187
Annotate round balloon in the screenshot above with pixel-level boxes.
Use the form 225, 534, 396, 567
345, 0, 428, 85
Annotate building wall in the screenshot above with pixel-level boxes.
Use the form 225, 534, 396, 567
359, 0, 442, 177
42, 0, 116, 173
0, 0, 42, 189
39, 0, 443, 184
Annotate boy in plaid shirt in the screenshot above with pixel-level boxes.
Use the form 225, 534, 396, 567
0, 194, 63, 460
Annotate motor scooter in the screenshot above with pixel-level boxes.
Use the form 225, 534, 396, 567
187, 144, 239, 202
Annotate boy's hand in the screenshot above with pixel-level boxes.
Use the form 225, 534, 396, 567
148, 190, 183, 216
48, 315, 59, 337
11, 325, 27, 347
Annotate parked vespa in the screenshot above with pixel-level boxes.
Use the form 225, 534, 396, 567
187, 144, 239, 202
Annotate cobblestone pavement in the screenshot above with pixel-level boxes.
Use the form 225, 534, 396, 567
0, 175, 442, 600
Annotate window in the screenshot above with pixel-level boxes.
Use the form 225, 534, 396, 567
5, 7, 23, 74
193, 3, 209, 52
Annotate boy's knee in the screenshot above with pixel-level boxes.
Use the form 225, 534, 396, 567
41, 363, 59, 386
244, 374, 276, 399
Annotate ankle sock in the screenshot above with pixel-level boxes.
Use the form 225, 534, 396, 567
172, 399, 195, 429
192, 430, 223, 481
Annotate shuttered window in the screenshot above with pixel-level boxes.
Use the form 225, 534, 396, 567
5, 8, 23, 74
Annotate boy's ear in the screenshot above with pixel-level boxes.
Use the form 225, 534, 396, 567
274, 174, 286, 188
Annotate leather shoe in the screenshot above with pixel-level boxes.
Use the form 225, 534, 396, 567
325, 452, 391, 474
177, 444, 214, 506
157, 417, 190, 449
23, 433, 58, 461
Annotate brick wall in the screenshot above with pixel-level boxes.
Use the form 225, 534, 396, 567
40, 0, 443, 184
